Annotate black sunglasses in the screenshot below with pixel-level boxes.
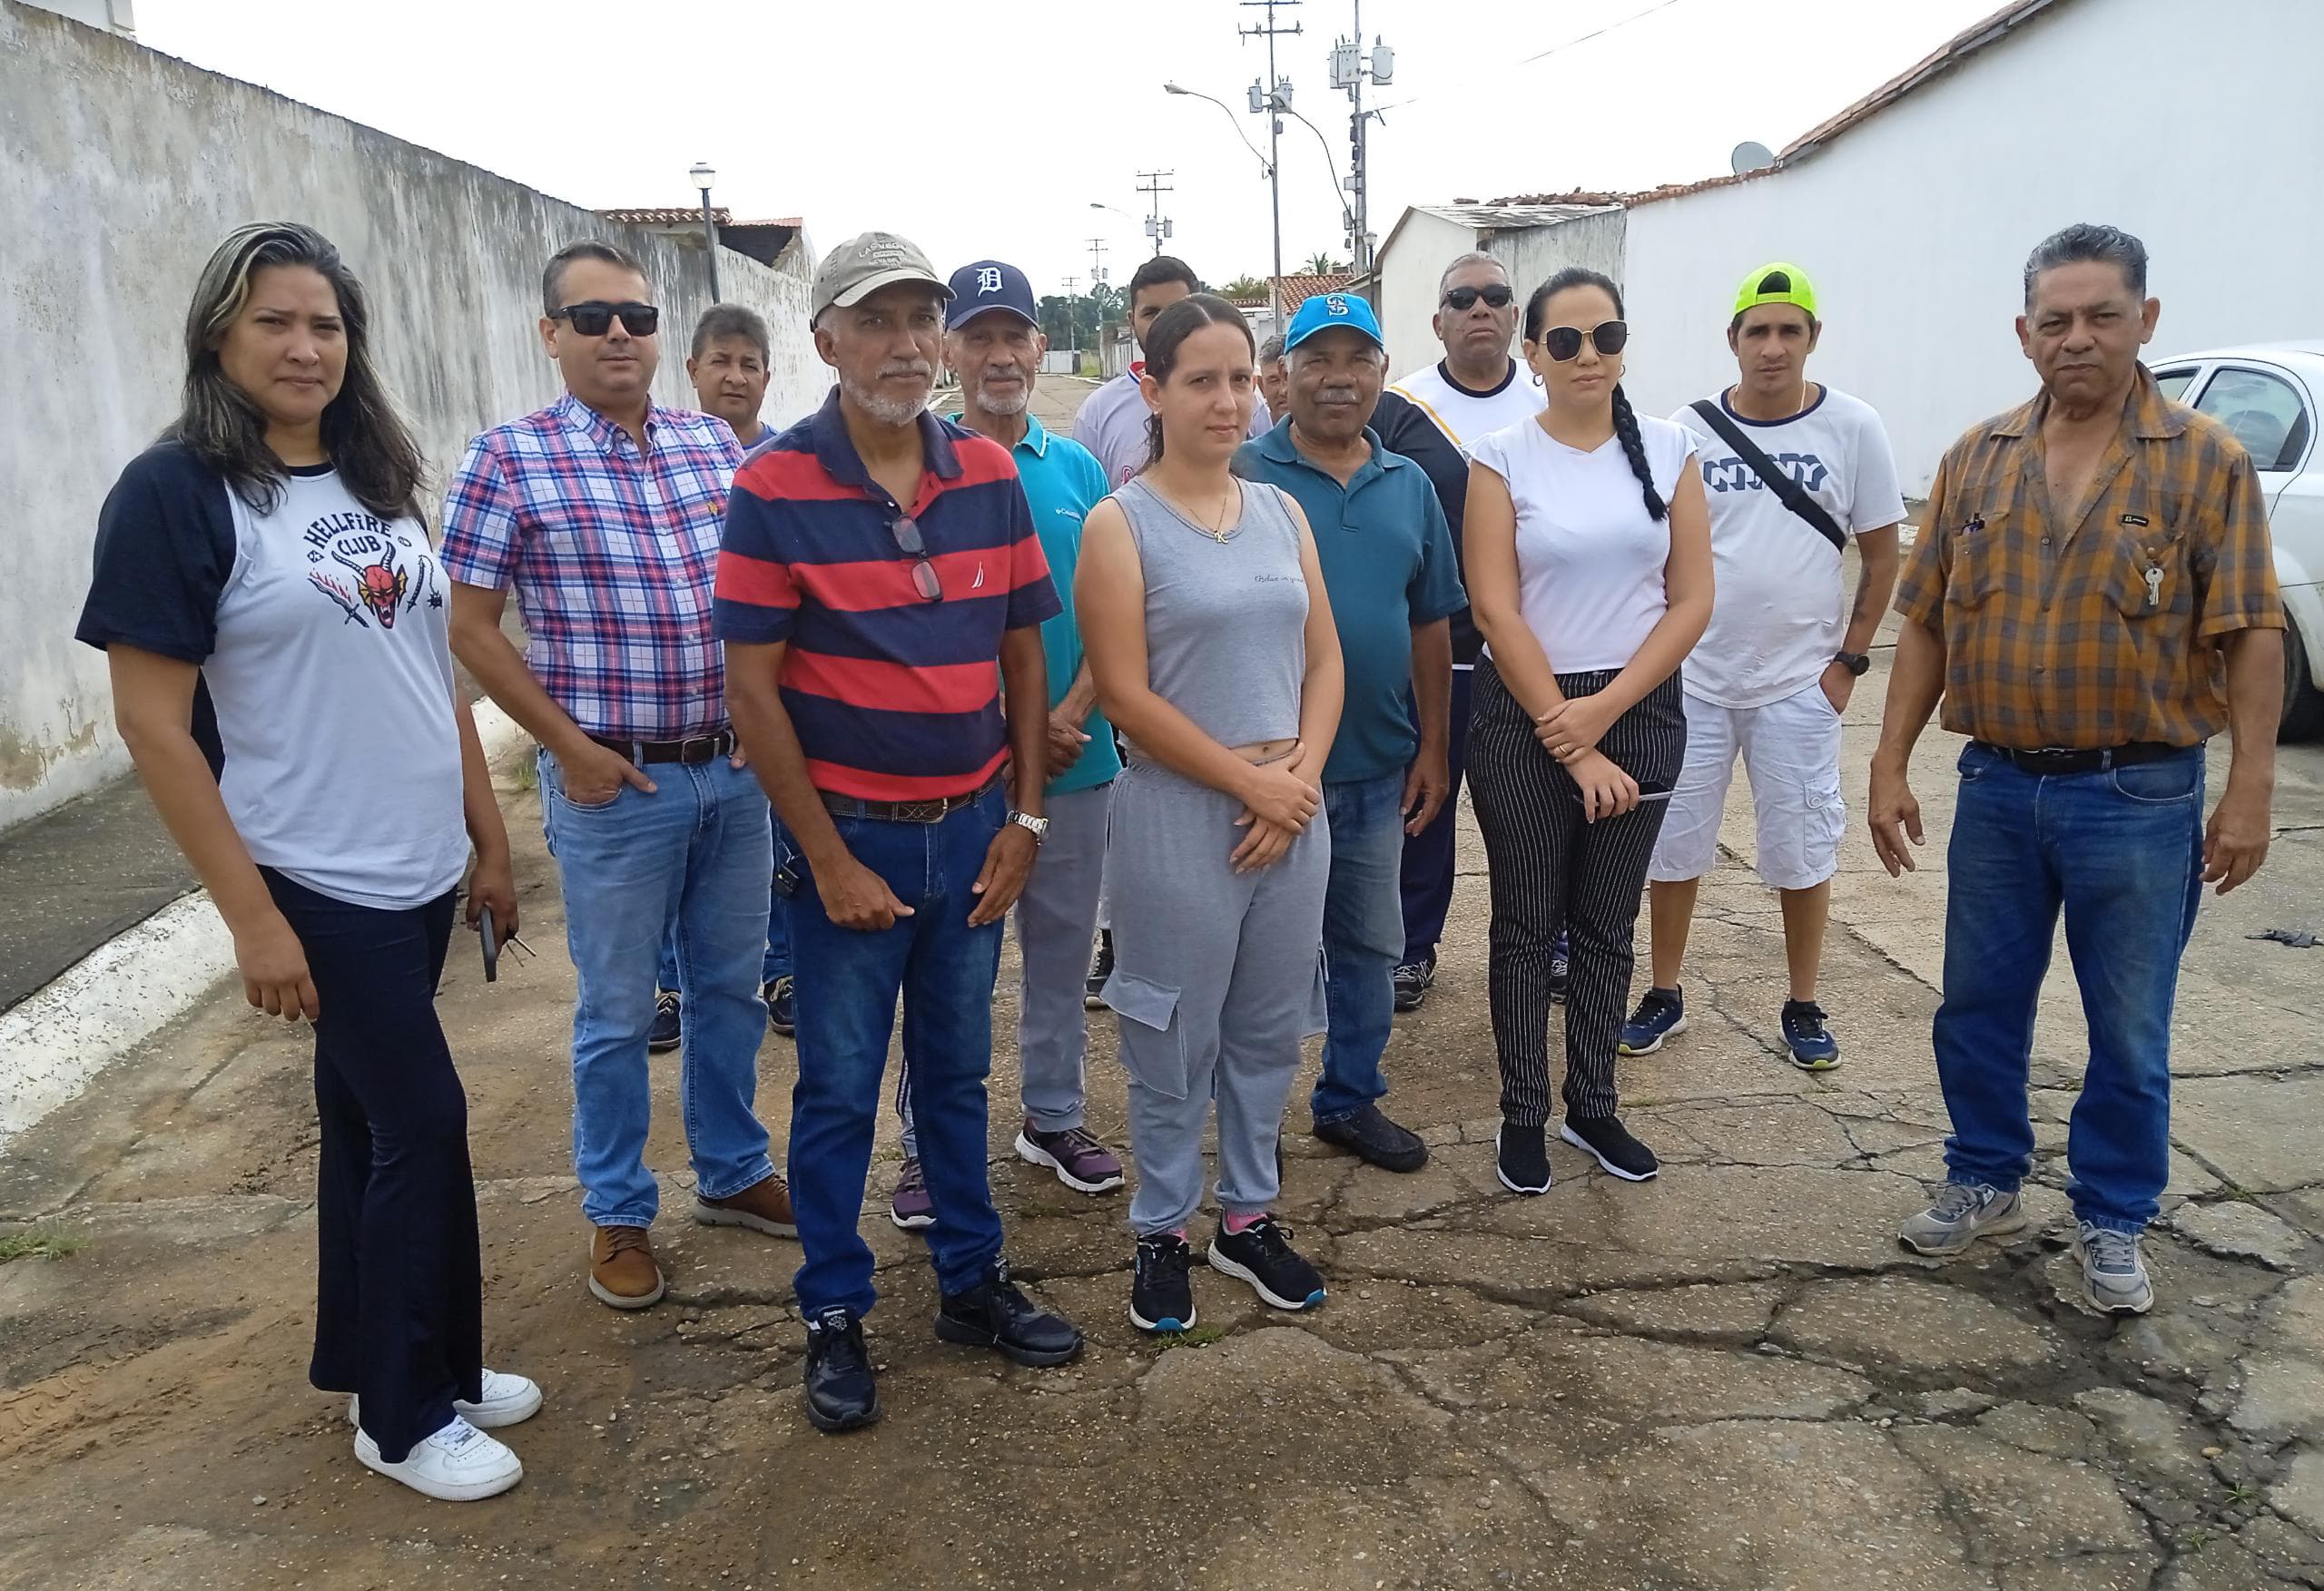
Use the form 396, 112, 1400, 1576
891, 515, 942, 604
1541, 320, 1629, 362
552, 300, 660, 338
1443, 284, 1514, 311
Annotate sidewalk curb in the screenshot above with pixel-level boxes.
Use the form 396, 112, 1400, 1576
0, 704, 535, 1152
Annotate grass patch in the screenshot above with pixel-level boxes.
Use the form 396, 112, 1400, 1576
509, 760, 538, 793
2179, 1528, 2212, 1552
2224, 1482, 2260, 1505
0, 1231, 84, 1263
1154, 1323, 1229, 1351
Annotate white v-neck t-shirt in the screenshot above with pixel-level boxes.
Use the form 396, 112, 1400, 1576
1467, 414, 1696, 674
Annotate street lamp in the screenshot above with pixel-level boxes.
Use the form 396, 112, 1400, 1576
1164, 81, 1282, 329
688, 160, 720, 303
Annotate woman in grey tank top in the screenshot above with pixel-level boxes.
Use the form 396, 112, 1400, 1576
1075, 294, 1345, 1332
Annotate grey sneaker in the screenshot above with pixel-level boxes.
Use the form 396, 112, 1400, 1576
1897, 1182, 2027, 1256
2073, 1222, 2154, 1316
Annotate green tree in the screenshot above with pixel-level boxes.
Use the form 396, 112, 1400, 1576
1302, 252, 1351, 275
1220, 274, 1269, 300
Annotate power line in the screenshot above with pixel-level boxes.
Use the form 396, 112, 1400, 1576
1372, 0, 1689, 116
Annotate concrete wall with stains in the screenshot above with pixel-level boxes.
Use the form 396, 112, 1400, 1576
0, 1, 828, 831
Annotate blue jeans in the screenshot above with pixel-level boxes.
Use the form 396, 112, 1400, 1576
658, 830, 791, 991
1315, 772, 1408, 1125
539, 749, 775, 1228
789, 787, 1009, 1317
1934, 742, 2205, 1234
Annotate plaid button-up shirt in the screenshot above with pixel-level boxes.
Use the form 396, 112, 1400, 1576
440, 392, 743, 740
1896, 365, 2281, 750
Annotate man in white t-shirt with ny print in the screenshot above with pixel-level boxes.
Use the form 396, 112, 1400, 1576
1620, 261, 1904, 1071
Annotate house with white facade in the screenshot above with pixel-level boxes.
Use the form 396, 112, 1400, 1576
1365, 0, 2324, 490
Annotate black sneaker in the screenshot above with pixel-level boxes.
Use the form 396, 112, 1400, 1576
1780, 999, 1839, 1071
1392, 950, 1434, 1013
1207, 1217, 1325, 1311
1312, 1103, 1429, 1174
1549, 933, 1571, 1005
934, 1260, 1085, 1368
1561, 1115, 1659, 1182
802, 1307, 880, 1433
763, 975, 796, 1038
1496, 1122, 1551, 1195
1084, 930, 1115, 1010
1129, 1232, 1197, 1333
648, 989, 682, 1054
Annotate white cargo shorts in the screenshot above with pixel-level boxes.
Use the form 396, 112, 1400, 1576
1649, 681, 1846, 891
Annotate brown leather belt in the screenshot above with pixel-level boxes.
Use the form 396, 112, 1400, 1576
1973, 741, 2188, 776
587, 729, 737, 766
820, 771, 1004, 824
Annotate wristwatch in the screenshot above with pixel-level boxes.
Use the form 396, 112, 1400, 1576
1008, 810, 1050, 843
1833, 651, 1871, 677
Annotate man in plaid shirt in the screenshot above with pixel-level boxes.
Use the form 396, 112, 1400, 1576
1870, 224, 2283, 1319
443, 241, 793, 1314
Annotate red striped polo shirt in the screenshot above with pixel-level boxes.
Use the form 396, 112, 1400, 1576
713, 391, 1061, 801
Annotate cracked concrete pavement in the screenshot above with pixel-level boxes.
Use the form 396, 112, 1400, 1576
5, 567, 2324, 1584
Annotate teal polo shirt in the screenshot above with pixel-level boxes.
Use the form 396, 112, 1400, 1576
1234, 417, 1466, 785
950, 411, 1120, 795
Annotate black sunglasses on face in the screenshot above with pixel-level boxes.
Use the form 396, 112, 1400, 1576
891, 515, 943, 604
552, 300, 660, 338
1443, 284, 1514, 311
1541, 320, 1629, 362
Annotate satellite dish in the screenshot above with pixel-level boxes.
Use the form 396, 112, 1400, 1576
1730, 141, 1777, 175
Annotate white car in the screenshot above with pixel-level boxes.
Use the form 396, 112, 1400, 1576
2151, 342, 2324, 738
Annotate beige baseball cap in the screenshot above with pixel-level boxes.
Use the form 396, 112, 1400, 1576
811, 232, 952, 319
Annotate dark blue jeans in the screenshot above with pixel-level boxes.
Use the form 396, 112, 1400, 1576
1398, 664, 1473, 963
1316, 772, 1407, 1124
263, 870, 481, 1466
1934, 742, 2206, 1234
787, 787, 1009, 1317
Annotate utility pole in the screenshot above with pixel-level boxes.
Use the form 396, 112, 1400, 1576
1240, 0, 1299, 331
1135, 169, 1177, 257
1061, 277, 1079, 352
1086, 236, 1108, 290
1328, 0, 1393, 273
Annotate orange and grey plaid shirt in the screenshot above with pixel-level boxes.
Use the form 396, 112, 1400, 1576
1895, 365, 2281, 750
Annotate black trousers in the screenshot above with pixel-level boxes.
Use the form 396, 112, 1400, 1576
264, 869, 482, 1464
1465, 661, 1684, 1126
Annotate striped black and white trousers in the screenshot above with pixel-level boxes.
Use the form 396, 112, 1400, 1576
1466, 659, 1686, 1126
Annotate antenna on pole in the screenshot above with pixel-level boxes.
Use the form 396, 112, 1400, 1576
1135, 170, 1177, 257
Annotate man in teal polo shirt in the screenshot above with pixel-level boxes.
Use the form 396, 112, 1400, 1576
1235, 291, 1464, 1174
886, 259, 1127, 1228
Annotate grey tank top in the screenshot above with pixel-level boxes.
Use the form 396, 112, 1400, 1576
1115, 475, 1308, 752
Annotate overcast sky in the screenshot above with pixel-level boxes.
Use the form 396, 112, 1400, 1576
139, 0, 2003, 296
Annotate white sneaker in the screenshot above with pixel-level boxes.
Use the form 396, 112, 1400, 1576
354, 1415, 522, 1502
350, 1370, 542, 1431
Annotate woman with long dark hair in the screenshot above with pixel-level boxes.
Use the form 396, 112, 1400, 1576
75, 222, 537, 1501
1463, 268, 1713, 1196
1076, 293, 1345, 1333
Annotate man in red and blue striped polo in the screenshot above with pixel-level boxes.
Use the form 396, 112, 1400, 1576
716, 232, 1086, 1434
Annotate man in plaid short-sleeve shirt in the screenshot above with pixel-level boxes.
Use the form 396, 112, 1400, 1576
1870, 224, 2284, 1319
442, 241, 793, 1316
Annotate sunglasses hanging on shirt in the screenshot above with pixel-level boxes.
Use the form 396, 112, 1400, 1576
1541, 320, 1630, 362
551, 300, 661, 338
890, 514, 943, 604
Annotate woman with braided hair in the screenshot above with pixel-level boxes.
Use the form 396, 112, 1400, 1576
1462, 268, 1713, 1196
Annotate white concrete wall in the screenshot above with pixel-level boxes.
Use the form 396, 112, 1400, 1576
1617, 0, 2324, 494
1492, 211, 1629, 318
0, 2, 822, 832
1375, 210, 1476, 383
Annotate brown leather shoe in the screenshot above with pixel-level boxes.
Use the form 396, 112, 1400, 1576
588, 1225, 665, 1310
694, 1174, 799, 1238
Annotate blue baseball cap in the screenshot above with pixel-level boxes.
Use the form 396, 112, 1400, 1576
945, 260, 1039, 329
1283, 290, 1383, 353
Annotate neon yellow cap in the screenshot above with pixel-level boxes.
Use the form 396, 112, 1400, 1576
1733, 261, 1818, 319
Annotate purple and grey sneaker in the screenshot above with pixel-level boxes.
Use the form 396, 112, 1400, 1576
1016, 1122, 1126, 1194
889, 1156, 935, 1230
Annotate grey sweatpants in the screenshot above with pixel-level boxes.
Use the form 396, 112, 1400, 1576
1103, 761, 1330, 1235
900, 782, 1115, 1156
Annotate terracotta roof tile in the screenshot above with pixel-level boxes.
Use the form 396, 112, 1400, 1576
1273, 271, 1355, 307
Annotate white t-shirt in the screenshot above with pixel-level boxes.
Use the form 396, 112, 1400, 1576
1670, 386, 1906, 709
1468, 414, 1696, 674
1387, 359, 1546, 459
1074, 369, 1272, 488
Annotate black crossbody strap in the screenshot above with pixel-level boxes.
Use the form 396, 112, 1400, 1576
1689, 398, 1847, 552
